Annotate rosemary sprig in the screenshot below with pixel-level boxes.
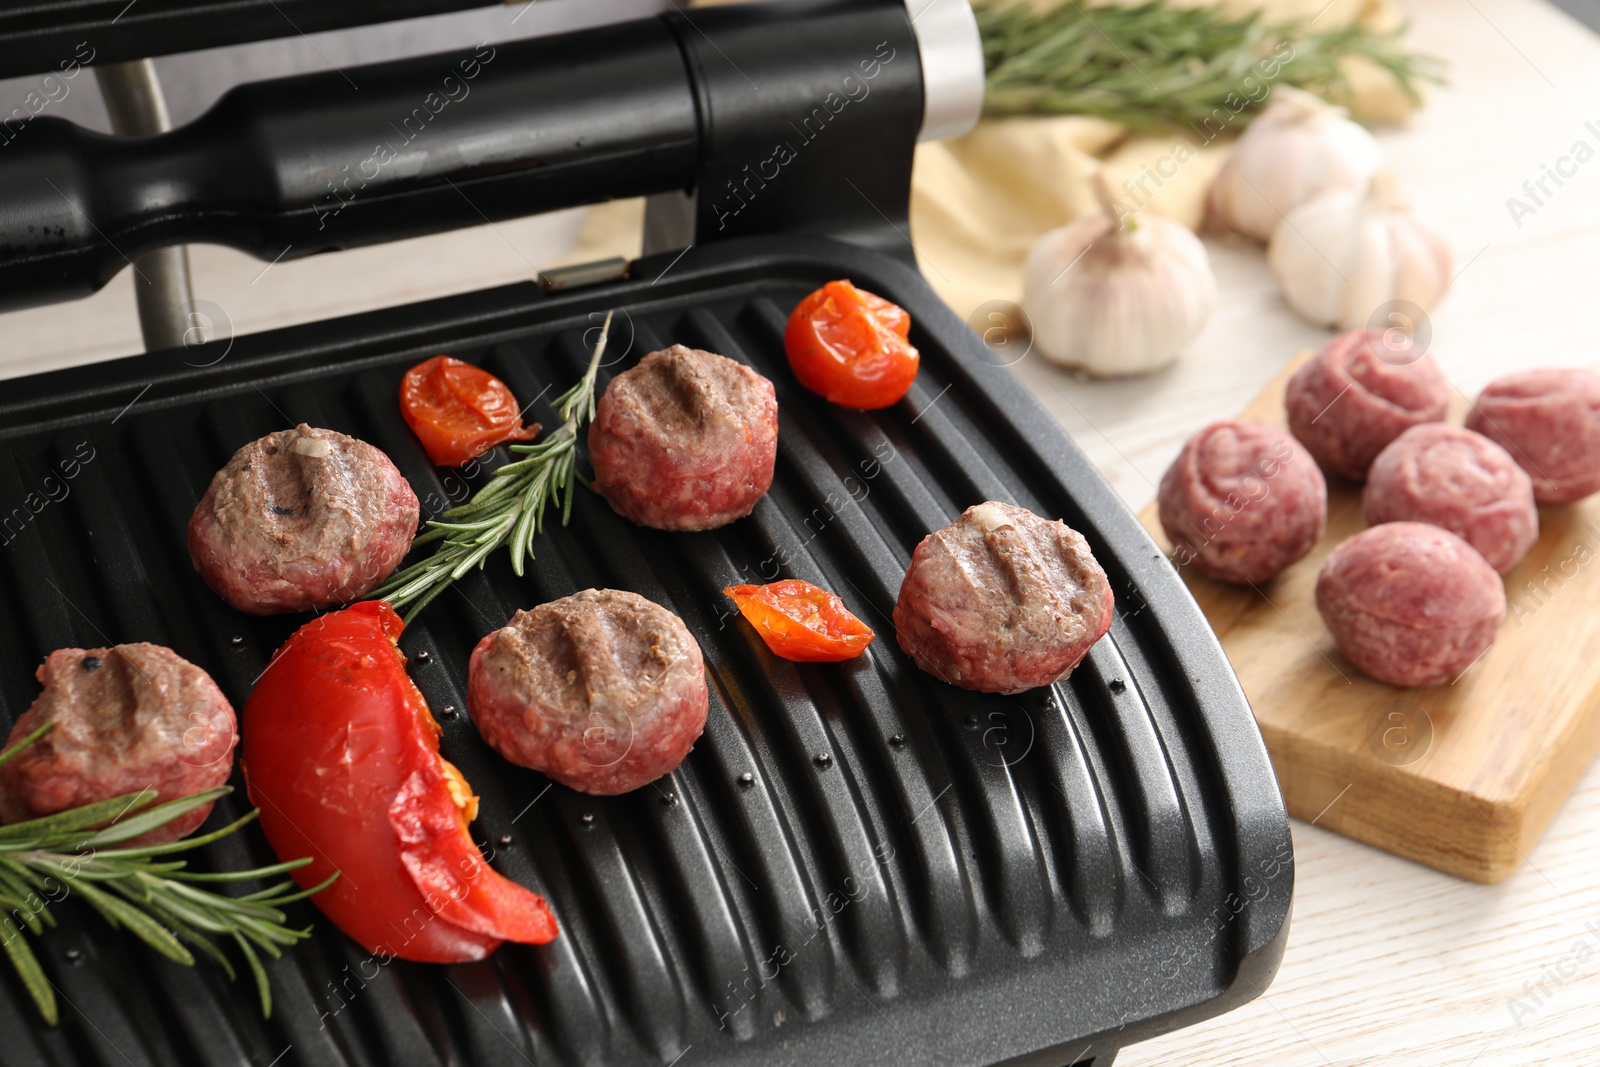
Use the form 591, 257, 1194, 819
976, 0, 1444, 132
371, 310, 615, 623
0, 726, 332, 1026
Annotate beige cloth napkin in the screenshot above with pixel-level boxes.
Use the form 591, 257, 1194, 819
560, 0, 1420, 319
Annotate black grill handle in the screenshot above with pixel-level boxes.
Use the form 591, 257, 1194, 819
0, 0, 965, 314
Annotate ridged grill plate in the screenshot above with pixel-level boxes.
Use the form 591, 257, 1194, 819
0, 237, 1291, 1067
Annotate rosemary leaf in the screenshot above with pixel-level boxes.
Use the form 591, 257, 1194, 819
0, 727, 331, 1026
0, 722, 53, 769
130, 888, 236, 935
0, 887, 30, 915
172, 860, 310, 883
76, 789, 231, 849
91, 809, 265, 860
0, 790, 156, 844
233, 913, 300, 952
234, 933, 273, 1018
73, 881, 195, 966
166, 919, 238, 979
1, 917, 55, 1027
0, 872, 43, 935
243, 870, 339, 907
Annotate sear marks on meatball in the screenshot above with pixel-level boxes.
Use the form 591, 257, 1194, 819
188, 424, 420, 615
1363, 424, 1538, 574
468, 589, 708, 796
893, 501, 1116, 695
588, 345, 778, 532
0, 644, 237, 844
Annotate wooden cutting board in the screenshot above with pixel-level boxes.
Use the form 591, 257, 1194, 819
1138, 353, 1600, 883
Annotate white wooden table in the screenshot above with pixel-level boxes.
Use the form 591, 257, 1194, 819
3, 0, 1598, 1062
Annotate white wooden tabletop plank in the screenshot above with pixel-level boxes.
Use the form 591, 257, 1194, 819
1120, 2, 1600, 1061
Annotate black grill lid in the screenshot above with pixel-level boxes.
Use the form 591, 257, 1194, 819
0, 235, 1290, 1067
0, 0, 499, 79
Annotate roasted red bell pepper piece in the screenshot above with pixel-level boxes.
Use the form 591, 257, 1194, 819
243, 601, 557, 963
724, 580, 876, 662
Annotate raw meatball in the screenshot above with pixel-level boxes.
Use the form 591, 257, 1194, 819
893, 501, 1115, 695
1364, 424, 1538, 573
0, 644, 237, 844
1158, 420, 1326, 584
189, 424, 420, 615
589, 345, 778, 531
468, 589, 708, 796
1465, 368, 1600, 504
1315, 523, 1505, 688
1285, 330, 1450, 479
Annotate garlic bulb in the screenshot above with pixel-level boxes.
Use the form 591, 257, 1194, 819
1207, 86, 1384, 242
1268, 169, 1452, 331
1022, 175, 1216, 377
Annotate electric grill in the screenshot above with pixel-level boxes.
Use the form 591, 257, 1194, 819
0, 3, 1292, 1064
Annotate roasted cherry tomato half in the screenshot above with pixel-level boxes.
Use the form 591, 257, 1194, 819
400, 355, 540, 467
242, 601, 558, 963
724, 580, 876, 662
784, 280, 919, 410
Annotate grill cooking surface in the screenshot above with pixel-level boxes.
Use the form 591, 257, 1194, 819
0, 238, 1290, 1067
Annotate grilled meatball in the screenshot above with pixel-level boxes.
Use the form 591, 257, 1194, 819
893, 501, 1115, 695
468, 589, 708, 796
1285, 330, 1450, 480
0, 644, 236, 844
1364, 424, 1538, 574
189, 424, 420, 614
1465, 368, 1600, 504
1315, 523, 1505, 688
588, 345, 778, 531
1158, 420, 1326, 584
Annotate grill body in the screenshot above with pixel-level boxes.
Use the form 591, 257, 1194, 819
0, 236, 1291, 1067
